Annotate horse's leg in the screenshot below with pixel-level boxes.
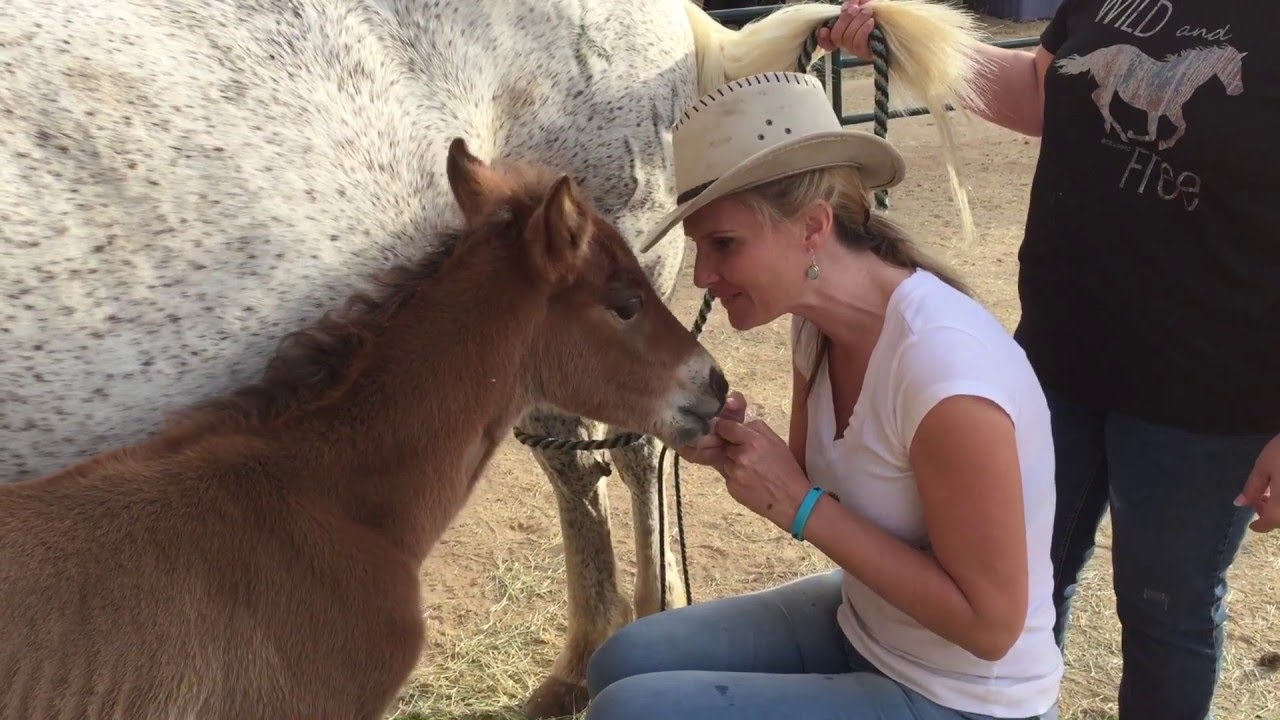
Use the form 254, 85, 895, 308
520, 409, 632, 720
1092, 85, 1123, 138
1159, 106, 1186, 150
1127, 108, 1161, 143
608, 434, 688, 618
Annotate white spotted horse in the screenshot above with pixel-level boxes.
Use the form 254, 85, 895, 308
0, 0, 990, 715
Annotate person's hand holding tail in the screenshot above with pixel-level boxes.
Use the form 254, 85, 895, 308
816, 0, 877, 61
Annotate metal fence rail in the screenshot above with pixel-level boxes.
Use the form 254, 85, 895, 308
705, 3, 1040, 126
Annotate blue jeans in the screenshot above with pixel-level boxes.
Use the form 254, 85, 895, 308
1045, 387, 1270, 719
584, 570, 1052, 720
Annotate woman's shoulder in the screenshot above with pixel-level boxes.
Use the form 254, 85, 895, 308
790, 314, 822, 381
893, 272, 1010, 346
885, 272, 1044, 439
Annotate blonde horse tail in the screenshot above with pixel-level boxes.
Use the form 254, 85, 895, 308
863, 0, 994, 246
682, 0, 994, 246
682, 0, 840, 94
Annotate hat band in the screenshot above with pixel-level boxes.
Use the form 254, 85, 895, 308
676, 178, 715, 206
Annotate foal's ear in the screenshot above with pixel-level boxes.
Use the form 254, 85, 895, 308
527, 175, 592, 284
446, 137, 500, 225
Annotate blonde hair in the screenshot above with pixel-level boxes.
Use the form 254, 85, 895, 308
681, 0, 993, 245
732, 166, 972, 387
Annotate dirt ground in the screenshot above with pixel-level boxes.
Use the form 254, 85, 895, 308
395, 19, 1280, 720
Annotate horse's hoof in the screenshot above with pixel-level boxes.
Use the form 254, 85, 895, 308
523, 675, 590, 719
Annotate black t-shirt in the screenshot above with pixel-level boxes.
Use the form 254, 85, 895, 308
1017, 0, 1280, 435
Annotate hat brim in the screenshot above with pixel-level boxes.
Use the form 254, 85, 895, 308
639, 131, 905, 253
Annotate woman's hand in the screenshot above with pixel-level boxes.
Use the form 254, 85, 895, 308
1238, 433, 1280, 533
676, 391, 747, 470
815, 0, 877, 61
713, 417, 812, 531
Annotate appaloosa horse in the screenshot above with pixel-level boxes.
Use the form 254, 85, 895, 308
0, 0, 987, 715
0, 136, 728, 720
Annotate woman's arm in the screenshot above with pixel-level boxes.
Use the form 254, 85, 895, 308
967, 44, 1055, 137
817, 0, 1054, 136
794, 393, 1029, 661
788, 366, 809, 473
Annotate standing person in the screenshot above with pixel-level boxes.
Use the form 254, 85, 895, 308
820, 1, 1280, 718
584, 69, 1063, 720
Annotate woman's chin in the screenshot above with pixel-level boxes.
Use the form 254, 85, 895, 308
719, 293, 772, 331
724, 304, 762, 331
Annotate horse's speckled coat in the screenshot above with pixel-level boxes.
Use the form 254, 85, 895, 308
2, 0, 701, 713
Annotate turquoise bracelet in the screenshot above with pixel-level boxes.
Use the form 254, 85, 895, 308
790, 486, 827, 541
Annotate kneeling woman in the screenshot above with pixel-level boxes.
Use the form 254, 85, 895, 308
585, 72, 1062, 720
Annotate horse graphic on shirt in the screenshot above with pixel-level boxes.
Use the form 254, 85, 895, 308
1056, 43, 1246, 150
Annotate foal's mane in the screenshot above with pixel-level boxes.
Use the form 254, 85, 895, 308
166, 160, 561, 437
165, 235, 462, 436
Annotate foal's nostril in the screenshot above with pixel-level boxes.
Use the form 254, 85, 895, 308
709, 366, 729, 401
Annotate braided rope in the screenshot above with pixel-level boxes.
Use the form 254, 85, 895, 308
657, 443, 694, 611
799, 22, 824, 72
869, 27, 891, 211
511, 428, 644, 452
798, 15, 891, 210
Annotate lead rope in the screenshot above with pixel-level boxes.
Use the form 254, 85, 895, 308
801, 18, 891, 211
656, 291, 712, 611
868, 27, 891, 211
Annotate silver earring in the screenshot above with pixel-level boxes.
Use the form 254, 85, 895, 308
806, 252, 820, 280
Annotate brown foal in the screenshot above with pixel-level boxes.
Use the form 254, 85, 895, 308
0, 138, 728, 720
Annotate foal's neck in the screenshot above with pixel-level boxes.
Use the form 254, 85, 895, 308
280, 236, 538, 560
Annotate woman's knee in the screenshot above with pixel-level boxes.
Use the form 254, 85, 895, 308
586, 590, 751, 697
586, 616, 672, 697
584, 673, 666, 720
586, 667, 921, 720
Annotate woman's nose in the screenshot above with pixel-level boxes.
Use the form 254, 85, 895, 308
692, 251, 717, 289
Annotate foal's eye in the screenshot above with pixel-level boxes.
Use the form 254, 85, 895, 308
613, 295, 642, 321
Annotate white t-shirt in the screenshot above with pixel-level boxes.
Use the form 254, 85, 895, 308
791, 270, 1063, 718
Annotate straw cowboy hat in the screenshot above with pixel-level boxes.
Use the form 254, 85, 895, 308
641, 71, 906, 252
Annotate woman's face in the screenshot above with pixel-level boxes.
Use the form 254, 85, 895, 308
684, 194, 815, 331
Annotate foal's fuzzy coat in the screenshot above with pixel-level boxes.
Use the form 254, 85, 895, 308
0, 139, 727, 720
